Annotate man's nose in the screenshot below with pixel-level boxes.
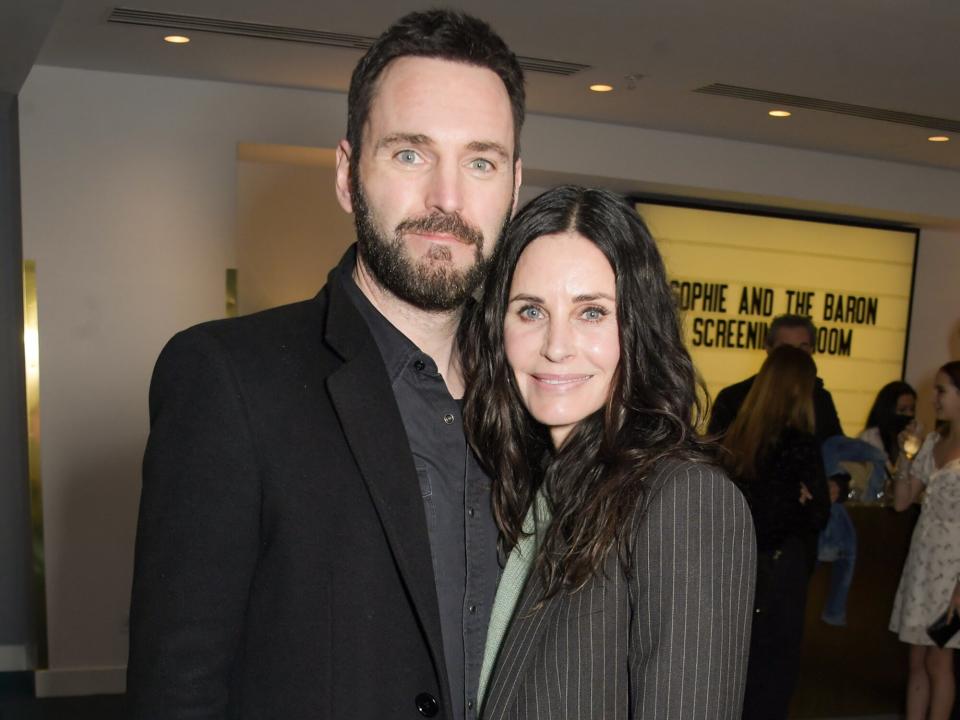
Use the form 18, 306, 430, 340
424, 159, 465, 215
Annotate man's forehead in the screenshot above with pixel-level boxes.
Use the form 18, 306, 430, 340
364, 56, 515, 149
774, 326, 814, 347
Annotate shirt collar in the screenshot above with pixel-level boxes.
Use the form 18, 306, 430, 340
339, 255, 436, 384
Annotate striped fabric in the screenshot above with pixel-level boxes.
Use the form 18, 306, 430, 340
481, 461, 756, 720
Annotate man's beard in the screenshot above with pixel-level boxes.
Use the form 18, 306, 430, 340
351, 178, 509, 312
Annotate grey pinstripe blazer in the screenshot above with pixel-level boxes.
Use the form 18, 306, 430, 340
482, 461, 756, 720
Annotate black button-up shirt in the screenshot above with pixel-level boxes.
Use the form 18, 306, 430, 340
342, 268, 498, 720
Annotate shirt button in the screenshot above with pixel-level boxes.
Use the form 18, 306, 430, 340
468, 700, 475, 710
469, 605, 477, 614
443, 413, 455, 425
468, 507, 475, 518
414, 359, 425, 371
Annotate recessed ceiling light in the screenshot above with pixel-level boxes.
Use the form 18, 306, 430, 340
768, 110, 792, 118
589, 84, 614, 93
164, 35, 191, 44
928, 135, 950, 142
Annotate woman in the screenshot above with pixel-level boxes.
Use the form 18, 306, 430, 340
720, 344, 830, 720
890, 361, 960, 720
463, 186, 755, 720
860, 380, 918, 464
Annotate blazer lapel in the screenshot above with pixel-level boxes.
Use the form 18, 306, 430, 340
326, 353, 443, 646
483, 579, 563, 717
323, 249, 449, 698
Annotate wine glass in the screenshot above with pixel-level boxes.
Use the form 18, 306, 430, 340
901, 420, 923, 460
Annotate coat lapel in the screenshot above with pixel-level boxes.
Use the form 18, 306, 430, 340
323, 248, 449, 700
483, 579, 563, 716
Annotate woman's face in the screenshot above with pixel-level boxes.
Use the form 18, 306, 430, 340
933, 372, 960, 422
895, 392, 916, 417
503, 231, 620, 448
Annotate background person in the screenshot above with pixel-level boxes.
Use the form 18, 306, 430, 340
720, 344, 830, 720
889, 361, 960, 720
464, 186, 755, 720
709, 314, 843, 445
860, 380, 919, 464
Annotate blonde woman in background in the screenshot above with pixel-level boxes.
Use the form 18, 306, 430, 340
720, 345, 830, 720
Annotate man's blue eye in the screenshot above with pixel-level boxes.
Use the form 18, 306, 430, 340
397, 150, 419, 164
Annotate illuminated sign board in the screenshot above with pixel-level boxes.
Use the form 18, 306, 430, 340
636, 201, 917, 435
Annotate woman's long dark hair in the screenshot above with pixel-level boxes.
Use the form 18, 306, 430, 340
864, 381, 916, 462
462, 186, 708, 598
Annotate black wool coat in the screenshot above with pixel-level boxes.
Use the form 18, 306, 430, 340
127, 247, 451, 719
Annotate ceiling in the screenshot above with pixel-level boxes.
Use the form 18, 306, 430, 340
0, 0, 63, 94
24, 0, 960, 171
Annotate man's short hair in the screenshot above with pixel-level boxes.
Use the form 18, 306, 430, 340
346, 9, 525, 169
765, 314, 817, 349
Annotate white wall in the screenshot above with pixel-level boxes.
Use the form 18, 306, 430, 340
17, 64, 960, 694
236, 144, 354, 315
905, 227, 960, 433
18, 67, 350, 695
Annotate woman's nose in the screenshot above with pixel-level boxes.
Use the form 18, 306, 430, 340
543, 319, 575, 362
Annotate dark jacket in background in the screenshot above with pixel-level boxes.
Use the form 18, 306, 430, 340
746, 426, 831, 559
738, 426, 830, 720
708, 374, 843, 445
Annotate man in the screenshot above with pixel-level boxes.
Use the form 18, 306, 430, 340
708, 314, 843, 444
127, 10, 524, 720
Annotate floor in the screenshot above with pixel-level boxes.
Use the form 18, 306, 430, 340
0, 695, 904, 720
0, 695, 913, 720
0, 693, 126, 720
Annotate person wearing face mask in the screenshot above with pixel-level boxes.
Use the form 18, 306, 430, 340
860, 380, 919, 466
462, 186, 755, 720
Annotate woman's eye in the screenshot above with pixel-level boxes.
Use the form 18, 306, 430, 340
581, 306, 608, 321
518, 305, 543, 321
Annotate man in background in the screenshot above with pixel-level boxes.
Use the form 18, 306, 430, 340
709, 313, 843, 443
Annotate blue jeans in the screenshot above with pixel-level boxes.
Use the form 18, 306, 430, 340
817, 502, 857, 626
